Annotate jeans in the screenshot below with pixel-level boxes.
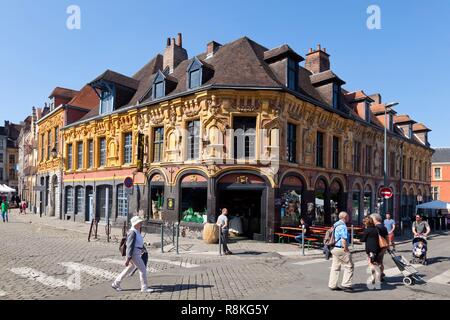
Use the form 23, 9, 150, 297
1, 211, 7, 222
220, 228, 230, 253
294, 234, 304, 244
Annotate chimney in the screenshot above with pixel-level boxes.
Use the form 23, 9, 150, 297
163, 33, 188, 74
305, 44, 330, 74
206, 41, 222, 59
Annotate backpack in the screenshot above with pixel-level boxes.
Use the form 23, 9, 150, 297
324, 226, 336, 246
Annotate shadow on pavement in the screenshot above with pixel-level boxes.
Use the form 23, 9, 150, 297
150, 284, 214, 293
424, 256, 450, 266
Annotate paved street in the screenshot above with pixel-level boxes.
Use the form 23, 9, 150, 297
0, 210, 449, 300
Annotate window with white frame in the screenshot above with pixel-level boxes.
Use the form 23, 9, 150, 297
99, 138, 106, 167
88, 140, 94, 168
432, 186, 440, 200
66, 187, 74, 213
124, 133, 132, 164
76, 187, 84, 215
77, 142, 83, 170
434, 167, 442, 179
117, 184, 128, 217
67, 144, 73, 170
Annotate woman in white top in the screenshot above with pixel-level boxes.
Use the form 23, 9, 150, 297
112, 216, 153, 293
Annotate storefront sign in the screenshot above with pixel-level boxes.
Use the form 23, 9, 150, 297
167, 198, 175, 210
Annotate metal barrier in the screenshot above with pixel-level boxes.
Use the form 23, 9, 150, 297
88, 219, 98, 242
301, 227, 305, 256
218, 226, 222, 256
141, 221, 177, 253
351, 225, 354, 249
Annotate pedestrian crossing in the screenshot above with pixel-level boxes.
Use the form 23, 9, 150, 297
8, 257, 199, 292
428, 269, 450, 285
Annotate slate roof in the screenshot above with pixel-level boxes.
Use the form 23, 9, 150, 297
432, 148, 450, 163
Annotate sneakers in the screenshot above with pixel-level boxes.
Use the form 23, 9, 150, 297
141, 287, 155, 293
111, 282, 122, 291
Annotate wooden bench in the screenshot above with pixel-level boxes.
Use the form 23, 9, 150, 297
274, 232, 297, 243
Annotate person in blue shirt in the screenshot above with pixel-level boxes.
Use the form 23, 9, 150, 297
328, 211, 354, 293
383, 212, 396, 250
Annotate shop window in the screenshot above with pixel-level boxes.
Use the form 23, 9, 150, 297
181, 186, 207, 223
66, 186, 74, 213
280, 177, 302, 227
76, 187, 84, 215
150, 184, 164, 220
352, 191, 361, 224
314, 179, 327, 225
117, 184, 128, 217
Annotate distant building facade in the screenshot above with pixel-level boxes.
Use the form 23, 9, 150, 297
431, 148, 450, 207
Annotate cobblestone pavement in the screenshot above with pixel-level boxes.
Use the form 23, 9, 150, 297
1, 210, 449, 300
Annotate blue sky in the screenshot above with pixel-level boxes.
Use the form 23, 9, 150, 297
0, 0, 449, 147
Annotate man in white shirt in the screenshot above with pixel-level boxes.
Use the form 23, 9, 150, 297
216, 208, 232, 255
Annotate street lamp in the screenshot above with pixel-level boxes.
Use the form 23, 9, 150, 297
383, 102, 399, 217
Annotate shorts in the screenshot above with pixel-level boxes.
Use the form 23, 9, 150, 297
375, 249, 386, 265
388, 233, 394, 243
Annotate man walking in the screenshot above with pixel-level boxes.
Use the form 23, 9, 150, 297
328, 211, 354, 292
216, 208, 233, 255
384, 212, 396, 250
1, 200, 9, 222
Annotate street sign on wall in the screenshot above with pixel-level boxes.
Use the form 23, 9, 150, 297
124, 177, 134, 189
379, 187, 393, 199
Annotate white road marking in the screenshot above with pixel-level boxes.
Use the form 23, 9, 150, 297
10, 267, 69, 288
428, 269, 450, 285
0, 290, 7, 297
383, 264, 424, 277
148, 258, 199, 269
293, 258, 329, 266
60, 262, 118, 280
101, 258, 158, 273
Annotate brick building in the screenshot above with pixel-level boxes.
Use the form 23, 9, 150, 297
58, 34, 433, 242
431, 148, 450, 206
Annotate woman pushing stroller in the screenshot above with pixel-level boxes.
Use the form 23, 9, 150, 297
411, 214, 430, 265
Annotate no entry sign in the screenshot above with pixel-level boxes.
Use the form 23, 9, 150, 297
379, 187, 393, 199
124, 177, 134, 189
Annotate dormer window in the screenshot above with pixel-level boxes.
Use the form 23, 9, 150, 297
332, 83, 340, 109
100, 87, 114, 114
186, 57, 213, 90
154, 80, 165, 99
287, 59, 298, 90
408, 124, 413, 139
389, 114, 394, 131
365, 100, 371, 123
152, 70, 178, 100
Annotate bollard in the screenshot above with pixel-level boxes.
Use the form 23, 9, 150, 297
351, 225, 354, 250
219, 226, 222, 256
160, 224, 164, 253
301, 227, 305, 256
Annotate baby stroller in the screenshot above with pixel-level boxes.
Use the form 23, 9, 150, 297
411, 236, 428, 265
387, 249, 425, 286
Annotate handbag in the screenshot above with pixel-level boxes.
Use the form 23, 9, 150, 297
378, 229, 389, 249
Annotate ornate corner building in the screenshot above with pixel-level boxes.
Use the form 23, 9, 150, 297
51, 34, 432, 242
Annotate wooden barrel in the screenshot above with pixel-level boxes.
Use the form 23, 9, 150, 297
203, 223, 219, 244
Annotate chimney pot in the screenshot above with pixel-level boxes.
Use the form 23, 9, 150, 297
305, 44, 330, 74
166, 38, 171, 47
207, 41, 222, 58
309, 48, 313, 53
172, 38, 176, 46
177, 33, 182, 47
317, 44, 321, 51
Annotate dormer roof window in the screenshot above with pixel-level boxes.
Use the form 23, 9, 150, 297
332, 83, 340, 109
100, 84, 115, 114
186, 57, 214, 90
152, 70, 178, 100
287, 58, 298, 90
365, 100, 371, 123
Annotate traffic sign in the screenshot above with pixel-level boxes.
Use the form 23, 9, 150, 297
379, 187, 393, 199
124, 177, 134, 189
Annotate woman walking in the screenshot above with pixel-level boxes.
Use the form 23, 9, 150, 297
112, 216, 154, 293
360, 216, 382, 285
